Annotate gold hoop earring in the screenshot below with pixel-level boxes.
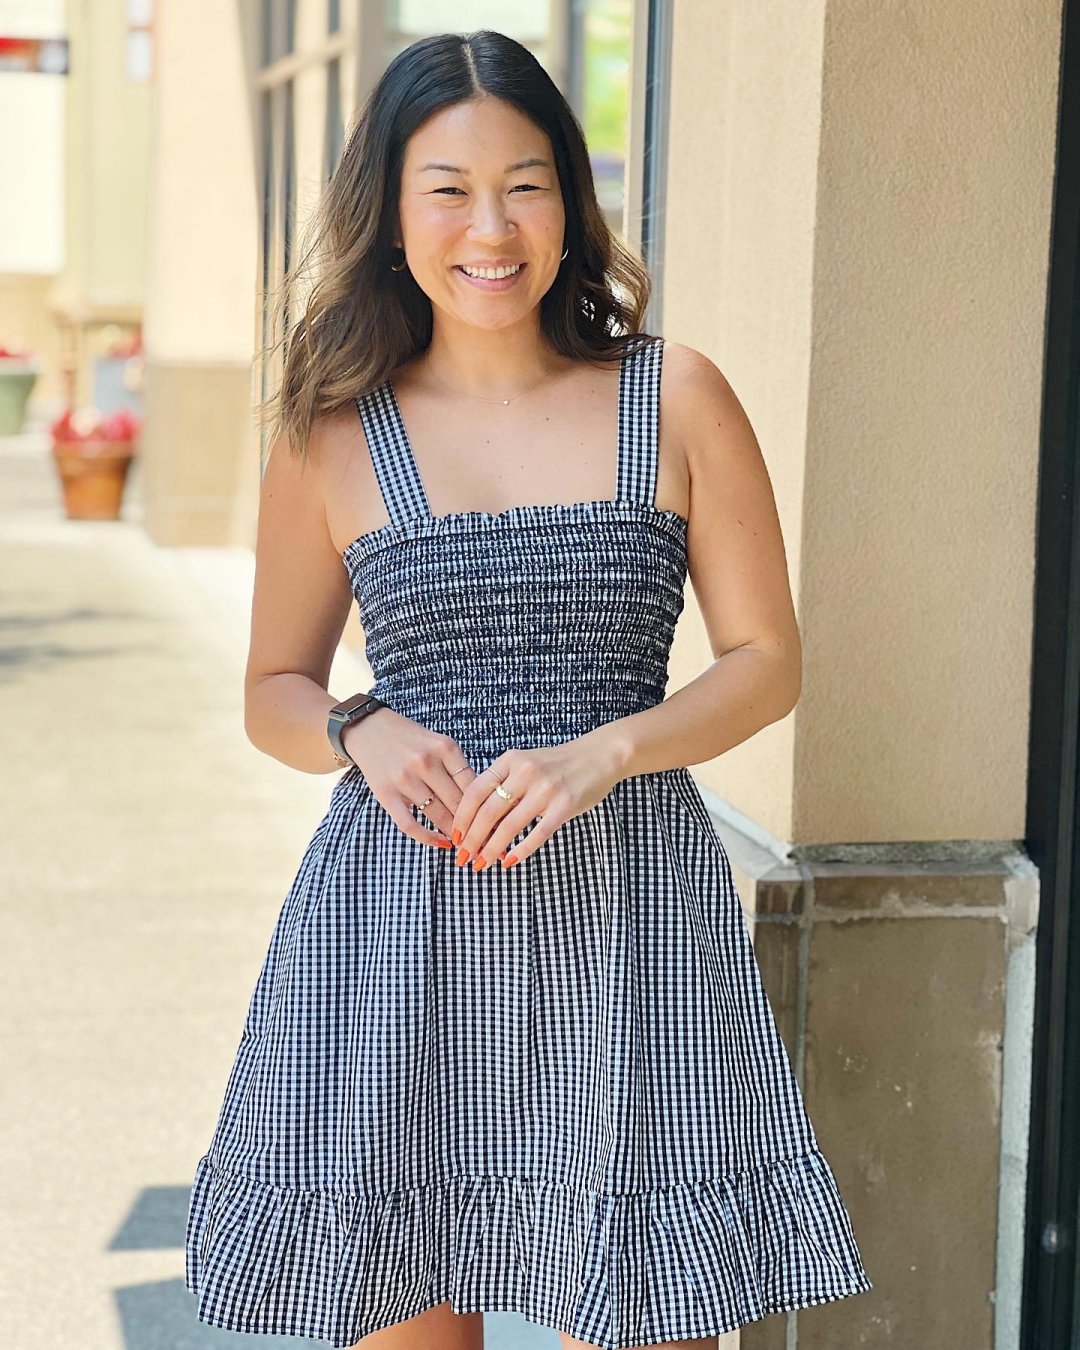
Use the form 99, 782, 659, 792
390, 246, 407, 273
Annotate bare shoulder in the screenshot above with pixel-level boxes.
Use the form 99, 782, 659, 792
658, 340, 750, 461
256, 398, 375, 574
302, 402, 363, 478
661, 338, 729, 390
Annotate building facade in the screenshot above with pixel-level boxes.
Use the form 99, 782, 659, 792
3, 0, 1076, 1344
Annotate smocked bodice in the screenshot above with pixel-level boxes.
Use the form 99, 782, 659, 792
340, 337, 688, 764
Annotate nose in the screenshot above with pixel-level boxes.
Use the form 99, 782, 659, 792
466, 190, 515, 245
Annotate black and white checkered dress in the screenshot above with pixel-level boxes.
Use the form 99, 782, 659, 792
184, 334, 872, 1348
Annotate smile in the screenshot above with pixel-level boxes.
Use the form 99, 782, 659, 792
454, 262, 527, 291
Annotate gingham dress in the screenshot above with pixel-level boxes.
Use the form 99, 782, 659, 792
184, 334, 872, 1348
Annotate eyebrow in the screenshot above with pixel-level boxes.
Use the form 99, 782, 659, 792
417, 157, 553, 174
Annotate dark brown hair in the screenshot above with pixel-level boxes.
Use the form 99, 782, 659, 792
258, 29, 653, 462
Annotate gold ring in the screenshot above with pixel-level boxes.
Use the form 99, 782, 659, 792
494, 784, 515, 803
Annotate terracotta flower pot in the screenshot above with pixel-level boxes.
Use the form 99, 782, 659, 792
51, 438, 137, 520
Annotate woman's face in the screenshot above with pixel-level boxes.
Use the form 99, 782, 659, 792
395, 95, 566, 334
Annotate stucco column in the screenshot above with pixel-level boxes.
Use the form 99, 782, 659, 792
657, 2, 1058, 1344
140, 0, 260, 546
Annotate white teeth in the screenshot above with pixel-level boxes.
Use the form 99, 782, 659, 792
461, 264, 522, 279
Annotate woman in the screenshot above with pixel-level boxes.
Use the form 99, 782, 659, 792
184, 29, 872, 1350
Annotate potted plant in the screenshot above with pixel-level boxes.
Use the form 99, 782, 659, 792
0, 343, 42, 434
50, 405, 141, 520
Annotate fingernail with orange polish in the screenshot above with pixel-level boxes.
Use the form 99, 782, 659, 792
456, 847, 470, 866
472, 855, 487, 872
452, 829, 462, 846
503, 854, 519, 868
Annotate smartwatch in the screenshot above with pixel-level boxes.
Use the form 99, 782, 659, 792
327, 691, 388, 768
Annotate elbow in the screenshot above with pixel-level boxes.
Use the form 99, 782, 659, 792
779, 658, 802, 719
243, 704, 262, 753
763, 642, 801, 721
243, 671, 273, 751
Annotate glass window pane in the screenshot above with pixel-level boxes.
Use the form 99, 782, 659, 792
325, 57, 344, 180
579, 0, 631, 234
283, 79, 296, 324
392, 0, 547, 42
260, 0, 273, 66
262, 0, 298, 64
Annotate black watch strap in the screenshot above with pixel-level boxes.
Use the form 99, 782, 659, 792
327, 692, 387, 766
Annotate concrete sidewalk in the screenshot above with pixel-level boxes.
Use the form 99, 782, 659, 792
0, 431, 554, 1348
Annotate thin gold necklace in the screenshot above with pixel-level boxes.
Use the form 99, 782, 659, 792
421, 362, 562, 406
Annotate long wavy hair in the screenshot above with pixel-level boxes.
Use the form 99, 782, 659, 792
258, 29, 653, 462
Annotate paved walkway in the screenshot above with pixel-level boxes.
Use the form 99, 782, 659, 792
0, 430, 554, 1348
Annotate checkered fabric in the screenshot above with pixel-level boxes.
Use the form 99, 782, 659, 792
184, 334, 872, 1348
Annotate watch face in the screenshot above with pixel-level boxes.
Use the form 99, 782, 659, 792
333, 692, 374, 717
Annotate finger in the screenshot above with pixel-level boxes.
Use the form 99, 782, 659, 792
495, 808, 561, 867
398, 742, 475, 842
456, 778, 516, 859
408, 799, 456, 843
450, 776, 490, 846
403, 776, 455, 840
459, 766, 537, 856
382, 793, 454, 849
417, 758, 475, 838
471, 797, 542, 866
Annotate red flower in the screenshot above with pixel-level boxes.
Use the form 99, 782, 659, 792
50, 405, 141, 444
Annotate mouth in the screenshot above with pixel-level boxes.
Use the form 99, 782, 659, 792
453, 262, 527, 292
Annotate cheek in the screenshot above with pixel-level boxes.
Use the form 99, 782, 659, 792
534, 202, 566, 244
402, 205, 458, 255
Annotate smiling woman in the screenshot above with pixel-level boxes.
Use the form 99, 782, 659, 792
252, 31, 650, 464
183, 27, 872, 1350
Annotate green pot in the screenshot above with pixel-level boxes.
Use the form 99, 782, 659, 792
0, 363, 40, 434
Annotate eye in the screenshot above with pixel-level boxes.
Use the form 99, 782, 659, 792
431, 184, 543, 195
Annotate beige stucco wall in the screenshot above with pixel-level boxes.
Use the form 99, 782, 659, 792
54, 0, 152, 323
0, 276, 66, 410
140, 0, 260, 546
143, 3, 257, 365
662, 0, 1060, 847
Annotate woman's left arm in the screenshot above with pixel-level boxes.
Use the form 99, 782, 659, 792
588, 341, 802, 779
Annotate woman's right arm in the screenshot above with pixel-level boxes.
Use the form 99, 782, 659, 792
244, 419, 480, 852
243, 424, 358, 775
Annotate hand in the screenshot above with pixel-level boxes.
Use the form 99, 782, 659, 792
342, 708, 478, 851
450, 735, 627, 871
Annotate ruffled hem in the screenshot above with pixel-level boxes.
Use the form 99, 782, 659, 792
185, 1146, 872, 1349
341, 497, 689, 567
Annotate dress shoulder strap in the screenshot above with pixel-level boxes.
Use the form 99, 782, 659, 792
353, 380, 432, 528
615, 335, 665, 508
